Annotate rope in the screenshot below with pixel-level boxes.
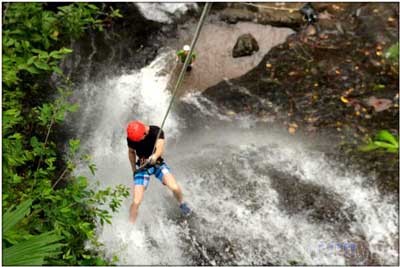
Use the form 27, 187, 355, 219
139, 3, 212, 170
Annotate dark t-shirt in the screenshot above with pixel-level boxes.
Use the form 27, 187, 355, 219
127, 125, 165, 160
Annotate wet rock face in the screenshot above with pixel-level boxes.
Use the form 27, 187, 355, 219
220, 8, 255, 24
171, 20, 293, 93
232, 33, 260, 58
219, 3, 304, 29
267, 169, 355, 231
203, 3, 399, 195
64, 3, 166, 82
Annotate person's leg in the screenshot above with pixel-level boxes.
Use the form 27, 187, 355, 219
130, 170, 149, 223
162, 173, 183, 204
129, 185, 145, 223
155, 163, 191, 215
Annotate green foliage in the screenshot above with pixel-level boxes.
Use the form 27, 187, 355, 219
57, 3, 104, 38
372, 84, 385, 91
3, 199, 33, 234
109, 6, 123, 19
359, 130, 399, 153
27, 177, 129, 265
2, 3, 127, 265
385, 42, 399, 64
3, 199, 63, 265
4, 232, 63, 265
3, 3, 73, 87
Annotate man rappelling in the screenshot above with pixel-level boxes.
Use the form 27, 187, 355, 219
126, 4, 210, 224
126, 120, 191, 223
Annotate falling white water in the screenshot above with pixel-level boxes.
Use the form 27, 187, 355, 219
73, 50, 181, 160
73, 50, 190, 264
259, 145, 399, 263
167, 127, 398, 265
136, 3, 198, 24
70, 48, 399, 265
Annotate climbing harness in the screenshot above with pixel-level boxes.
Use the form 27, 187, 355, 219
137, 3, 212, 172
135, 158, 163, 175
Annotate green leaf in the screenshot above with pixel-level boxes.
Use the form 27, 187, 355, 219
22, 40, 30, 49
39, 51, 49, 60
359, 142, 380, 152
385, 42, 399, 63
59, 47, 73, 54
67, 161, 76, 170
10, 133, 23, 140
360, 130, 399, 153
38, 103, 53, 125
42, 187, 52, 197
60, 207, 71, 213
375, 130, 398, 147
386, 147, 398, 153
110, 7, 123, 18
4, 108, 20, 116
3, 199, 32, 233
49, 50, 65, 59
32, 49, 49, 59
33, 60, 51, 70
86, 4, 99, 10
25, 66, 40, 74
30, 136, 43, 155
3, 231, 63, 265
45, 157, 56, 170
27, 56, 37, 65
4, 37, 15, 47
52, 66, 63, 75
88, 163, 97, 176
54, 110, 65, 123
373, 141, 398, 149
69, 139, 80, 155
372, 84, 385, 91
32, 33, 42, 42
67, 103, 79, 112
12, 174, 22, 184
76, 176, 88, 188
2, 69, 19, 86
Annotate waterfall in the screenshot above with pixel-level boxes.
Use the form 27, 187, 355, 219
136, 3, 198, 23
63, 3, 398, 265
70, 51, 398, 265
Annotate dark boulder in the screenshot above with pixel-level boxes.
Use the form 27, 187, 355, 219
220, 8, 254, 24
232, 33, 259, 58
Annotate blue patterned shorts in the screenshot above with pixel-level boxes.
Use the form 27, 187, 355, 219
133, 163, 171, 189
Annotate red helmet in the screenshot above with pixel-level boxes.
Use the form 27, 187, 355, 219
127, 121, 146, 141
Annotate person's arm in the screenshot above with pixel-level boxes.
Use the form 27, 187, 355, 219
148, 138, 164, 164
176, 50, 182, 62
152, 139, 165, 159
189, 53, 196, 66
128, 147, 136, 173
